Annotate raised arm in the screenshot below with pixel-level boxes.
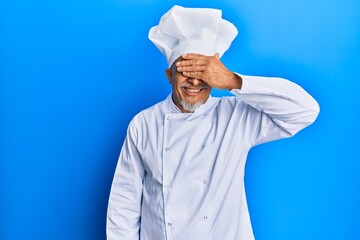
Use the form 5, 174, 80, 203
231, 74, 319, 145
176, 53, 320, 146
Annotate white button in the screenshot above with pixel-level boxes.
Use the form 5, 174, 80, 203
167, 222, 172, 226
203, 180, 207, 184
164, 185, 169, 188
165, 147, 170, 151
166, 116, 171, 120
203, 216, 208, 220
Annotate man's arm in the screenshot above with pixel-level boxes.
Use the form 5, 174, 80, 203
231, 74, 319, 145
107, 121, 144, 240
176, 53, 320, 146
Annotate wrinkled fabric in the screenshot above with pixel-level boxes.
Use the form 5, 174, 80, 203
107, 75, 319, 240
148, 5, 238, 67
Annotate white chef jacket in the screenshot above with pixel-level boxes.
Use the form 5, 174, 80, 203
107, 74, 319, 240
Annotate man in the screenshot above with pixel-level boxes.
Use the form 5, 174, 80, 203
107, 5, 319, 240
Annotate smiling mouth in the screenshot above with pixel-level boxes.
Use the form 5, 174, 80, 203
184, 87, 202, 94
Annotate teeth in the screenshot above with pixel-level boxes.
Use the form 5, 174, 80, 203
186, 88, 201, 93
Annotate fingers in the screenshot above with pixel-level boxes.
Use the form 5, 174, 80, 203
176, 65, 206, 72
180, 53, 204, 60
176, 53, 220, 67
176, 59, 208, 67
180, 53, 219, 60
176, 59, 206, 79
176, 53, 210, 67
175, 53, 221, 83
182, 71, 204, 78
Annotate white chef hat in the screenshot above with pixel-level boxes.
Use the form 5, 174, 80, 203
148, 5, 238, 67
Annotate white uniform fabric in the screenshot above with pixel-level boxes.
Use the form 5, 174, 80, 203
107, 75, 319, 240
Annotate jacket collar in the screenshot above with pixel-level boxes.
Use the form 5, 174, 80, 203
164, 92, 219, 116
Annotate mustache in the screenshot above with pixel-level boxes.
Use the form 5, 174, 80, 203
180, 82, 210, 89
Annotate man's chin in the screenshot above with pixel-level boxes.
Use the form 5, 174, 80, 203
180, 100, 204, 112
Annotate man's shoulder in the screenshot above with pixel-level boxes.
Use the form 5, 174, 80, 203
129, 98, 166, 127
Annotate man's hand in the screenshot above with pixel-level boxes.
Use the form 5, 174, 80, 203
175, 53, 242, 90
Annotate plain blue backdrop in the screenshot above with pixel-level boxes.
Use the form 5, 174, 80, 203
1, 0, 359, 239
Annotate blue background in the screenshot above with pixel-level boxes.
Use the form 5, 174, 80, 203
1, 0, 359, 239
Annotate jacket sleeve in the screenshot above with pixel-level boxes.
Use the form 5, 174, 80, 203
231, 74, 320, 147
106, 121, 144, 240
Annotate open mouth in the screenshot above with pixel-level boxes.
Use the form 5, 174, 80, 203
184, 87, 202, 94
182, 87, 207, 98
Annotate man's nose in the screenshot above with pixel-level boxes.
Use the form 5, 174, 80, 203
187, 78, 202, 85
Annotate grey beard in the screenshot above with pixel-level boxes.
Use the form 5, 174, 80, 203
179, 99, 204, 112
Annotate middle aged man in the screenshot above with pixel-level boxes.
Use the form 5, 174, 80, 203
107, 5, 320, 240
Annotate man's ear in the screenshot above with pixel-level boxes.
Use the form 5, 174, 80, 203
165, 68, 172, 84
